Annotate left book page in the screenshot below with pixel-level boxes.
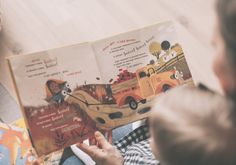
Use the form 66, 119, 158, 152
7, 43, 102, 156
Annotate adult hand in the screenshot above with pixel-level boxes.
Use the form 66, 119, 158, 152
89, 130, 112, 145
77, 131, 123, 165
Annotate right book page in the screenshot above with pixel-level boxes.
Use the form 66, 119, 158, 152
92, 21, 193, 128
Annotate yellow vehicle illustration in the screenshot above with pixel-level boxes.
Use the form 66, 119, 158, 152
136, 68, 180, 96
111, 68, 180, 110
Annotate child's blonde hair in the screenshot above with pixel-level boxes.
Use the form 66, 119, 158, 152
150, 86, 236, 165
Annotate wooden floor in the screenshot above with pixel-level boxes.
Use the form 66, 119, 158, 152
0, 0, 220, 123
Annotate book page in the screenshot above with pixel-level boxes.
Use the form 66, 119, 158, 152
92, 21, 193, 127
8, 43, 103, 156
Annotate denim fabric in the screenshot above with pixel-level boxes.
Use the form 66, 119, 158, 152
63, 155, 85, 165
112, 123, 133, 142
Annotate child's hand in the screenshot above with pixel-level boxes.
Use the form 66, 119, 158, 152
77, 131, 123, 165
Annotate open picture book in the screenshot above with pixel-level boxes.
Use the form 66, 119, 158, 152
7, 21, 193, 156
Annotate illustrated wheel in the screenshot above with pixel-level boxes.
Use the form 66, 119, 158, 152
128, 98, 138, 110
162, 84, 171, 92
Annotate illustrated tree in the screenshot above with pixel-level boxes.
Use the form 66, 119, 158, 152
149, 42, 161, 61
161, 40, 171, 51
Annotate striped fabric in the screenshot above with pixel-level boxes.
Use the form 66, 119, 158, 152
114, 125, 160, 165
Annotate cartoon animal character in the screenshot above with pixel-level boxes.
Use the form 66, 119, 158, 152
173, 67, 184, 83
45, 79, 72, 103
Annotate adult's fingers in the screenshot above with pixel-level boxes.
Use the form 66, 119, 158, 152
77, 143, 105, 160
89, 137, 97, 145
77, 143, 96, 156
94, 131, 111, 149
107, 130, 113, 144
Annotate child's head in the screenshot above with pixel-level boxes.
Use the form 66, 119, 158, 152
150, 86, 236, 165
213, 0, 236, 97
